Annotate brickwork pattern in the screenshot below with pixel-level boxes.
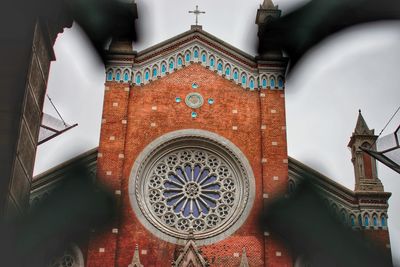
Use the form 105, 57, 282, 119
88, 64, 291, 267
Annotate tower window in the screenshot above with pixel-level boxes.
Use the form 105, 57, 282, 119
358, 215, 362, 226
161, 64, 166, 74
225, 67, 231, 77
210, 58, 215, 68
270, 78, 275, 88
116, 71, 121, 81
381, 216, 386, 227
350, 215, 355, 227
153, 67, 158, 77
278, 78, 284, 88
136, 74, 142, 85
123, 72, 129, 82
249, 79, 255, 90
169, 60, 174, 70
145, 71, 150, 81
241, 75, 247, 85
233, 71, 238, 80
178, 57, 183, 66
364, 215, 369, 226
194, 50, 199, 58
373, 215, 378, 226
107, 71, 113, 81
262, 78, 267, 88
341, 212, 346, 223
185, 53, 191, 62
202, 53, 206, 63
217, 62, 223, 72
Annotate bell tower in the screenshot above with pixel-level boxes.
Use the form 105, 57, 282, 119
348, 110, 384, 192
255, 0, 282, 59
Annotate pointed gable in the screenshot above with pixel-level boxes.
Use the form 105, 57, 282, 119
239, 248, 250, 267
354, 110, 374, 136
262, 0, 278, 9
128, 244, 143, 267
106, 26, 288, 91
173, 233, 208, 267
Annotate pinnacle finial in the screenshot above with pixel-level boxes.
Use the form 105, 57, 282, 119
128, 244, 143, 267
262, 0, 278, 9
239, 247, 250, 267
354, 110, 374, 135
189, 5, 206, 26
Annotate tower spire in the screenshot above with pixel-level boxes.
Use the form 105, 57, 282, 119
128, 244, 143, 267
239, 248, 250, 267
262, 0, 278, 9
348, 111, 383, 192
354, 110, 374, 135
255, 0, 283, 59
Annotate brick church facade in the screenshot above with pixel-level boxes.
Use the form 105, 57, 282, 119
30, 1, 392, 266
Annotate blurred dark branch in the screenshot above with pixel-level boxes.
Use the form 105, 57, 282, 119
258, 0, 400, 70
263, 180, 392, 267
0, 165, 115, 267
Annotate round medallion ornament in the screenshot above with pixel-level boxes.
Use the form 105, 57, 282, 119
185, 93, 204, 109
129, 130, 255, 245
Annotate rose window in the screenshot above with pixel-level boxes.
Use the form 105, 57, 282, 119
147, 149, 238, 234
129, 130, 255, 245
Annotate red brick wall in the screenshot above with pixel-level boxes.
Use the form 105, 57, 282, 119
87, 63, 291, 267
363, 229, 392, 260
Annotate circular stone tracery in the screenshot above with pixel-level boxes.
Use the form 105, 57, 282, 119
185, 92, 204, 109
129, 130, 255, 245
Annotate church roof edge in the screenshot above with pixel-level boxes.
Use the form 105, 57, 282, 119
134, 27, 257, 64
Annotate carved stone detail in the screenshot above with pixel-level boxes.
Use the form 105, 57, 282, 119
128, 244, 143, 267
129, 129, 255, 245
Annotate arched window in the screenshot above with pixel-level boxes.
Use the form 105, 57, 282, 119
123, 72, 129, 81
210, 57, 215, 68
241, 74, 247, 85
153, 67, 158, 77
288, 181, 295, 193
202, 53, 207, 63
249, 79, 255, 90
364, 215, 369, 226
178, 57, 183, 66
107, 71, 113, 81
270, 77, 275, 88
161, 63, 166, 74
332, 204, 338, 214
145, 70, 150, 81
373, 215, 378, 226
194, 49, 199, 58
217, 61, 223, 72
262, 78, 267, 88
136, 74, 142, 85
185, 52, 191, 62
381, 215, 386, 227
225, 67, 231, 77
233, 70, 238, 80
169, 60, 174, 71
116, 71, 121, 81
340, 211, 347, 223
358, 214, 362, 226
350, 215, 355, 227
278, 77, 284, 88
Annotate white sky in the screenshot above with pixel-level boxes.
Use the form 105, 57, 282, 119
34, 0, 400, 264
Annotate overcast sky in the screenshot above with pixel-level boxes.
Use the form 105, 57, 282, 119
34, 0, 400, 264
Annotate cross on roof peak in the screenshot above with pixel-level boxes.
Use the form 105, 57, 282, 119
189, 5, 206, 26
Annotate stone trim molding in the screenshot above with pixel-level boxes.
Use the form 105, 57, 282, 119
128, 129, 255, 245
